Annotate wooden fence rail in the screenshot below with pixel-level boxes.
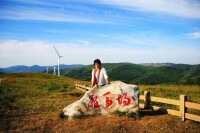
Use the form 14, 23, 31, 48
75, 83, 91, 92
74, 83, 200, 122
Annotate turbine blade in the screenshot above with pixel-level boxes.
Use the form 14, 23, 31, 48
53, 45, 61, 57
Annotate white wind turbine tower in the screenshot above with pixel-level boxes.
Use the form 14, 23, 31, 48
53, 45, 63, 76
46, 65, 51, 74
46, 66, 48, 74
53, 66, 56, 75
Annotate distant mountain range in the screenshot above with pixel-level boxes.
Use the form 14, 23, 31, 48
61, 63, 200, 85
1, 63, 199, 85
0, 64, 84, 73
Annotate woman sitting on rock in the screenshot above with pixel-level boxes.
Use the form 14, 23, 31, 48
91, 59, 110, 88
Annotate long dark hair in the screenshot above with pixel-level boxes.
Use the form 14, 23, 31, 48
93, 59, 101, 66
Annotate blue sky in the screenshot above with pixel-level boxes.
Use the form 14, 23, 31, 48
0, 0, 200, 67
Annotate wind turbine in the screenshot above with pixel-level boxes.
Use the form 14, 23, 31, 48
46, 64, 51, 74
53, 66, 56, 75
46, 66, 48, 74
53, 45, 63, 76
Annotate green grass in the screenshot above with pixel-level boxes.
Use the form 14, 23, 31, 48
139, 85, 200, 103
138, 85, 200, 115
113, 110, 140, 119
0, 73, 86, 118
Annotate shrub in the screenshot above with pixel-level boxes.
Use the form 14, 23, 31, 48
113, 110, 126, 117
113, 110, 140, 119
68, 85, 75, 91
59, 111, 66, 119
127, 111, 140, 119
47, 82, 59, 91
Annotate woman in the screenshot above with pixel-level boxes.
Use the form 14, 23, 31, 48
91, 59, 110, 88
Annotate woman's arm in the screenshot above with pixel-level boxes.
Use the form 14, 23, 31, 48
106, 78, 110, 84
103, 68, 110, 84
91, 82, 94, 88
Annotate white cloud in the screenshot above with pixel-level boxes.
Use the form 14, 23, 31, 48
0, 39, 199, 67
187, 31, 200, 39
94, 0, 200, 19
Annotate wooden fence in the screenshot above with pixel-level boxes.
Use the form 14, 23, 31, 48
75, 83, 91, 92
74, 83, 200, 122
140, 91, 200, 122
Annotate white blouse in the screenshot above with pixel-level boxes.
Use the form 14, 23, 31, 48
91, 67, 108, 86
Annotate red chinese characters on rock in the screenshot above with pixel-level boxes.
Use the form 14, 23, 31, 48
103, 92, 113, 108
116, 92, 131, 107
88, 94, 100, 109
87, 91, 132, 109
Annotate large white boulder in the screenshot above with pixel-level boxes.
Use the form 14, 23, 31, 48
63, 81, 139, 119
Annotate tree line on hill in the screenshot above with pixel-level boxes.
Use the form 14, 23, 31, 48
61, 63, 200, 85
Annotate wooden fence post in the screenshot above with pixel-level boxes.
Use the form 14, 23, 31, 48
77, 83, 79, 89
180, 95, 187, 121
83, 84, 86, 90
144, 91, 151, 109
74, 82, 76, 89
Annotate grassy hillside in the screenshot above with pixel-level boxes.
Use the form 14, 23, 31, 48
62, 63, 153, 82
134, 66, 185, 85
0, 73, 86, 132
0, 73, 87, 117
179, 65, 200, 85
0, 73, 199, 132
62, 63, 200, 85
